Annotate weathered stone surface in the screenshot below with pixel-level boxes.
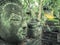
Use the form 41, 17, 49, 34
0, 0, 41, 45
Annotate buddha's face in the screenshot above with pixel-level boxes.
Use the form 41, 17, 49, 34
1, 3, 27, 40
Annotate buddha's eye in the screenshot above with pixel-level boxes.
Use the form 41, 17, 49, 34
26, 11, 31, 16
23, 27, 26, 29
11, 19, 19, 21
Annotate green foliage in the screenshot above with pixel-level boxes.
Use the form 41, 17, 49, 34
21, 0, 60, 31
0, 0, 60, 43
